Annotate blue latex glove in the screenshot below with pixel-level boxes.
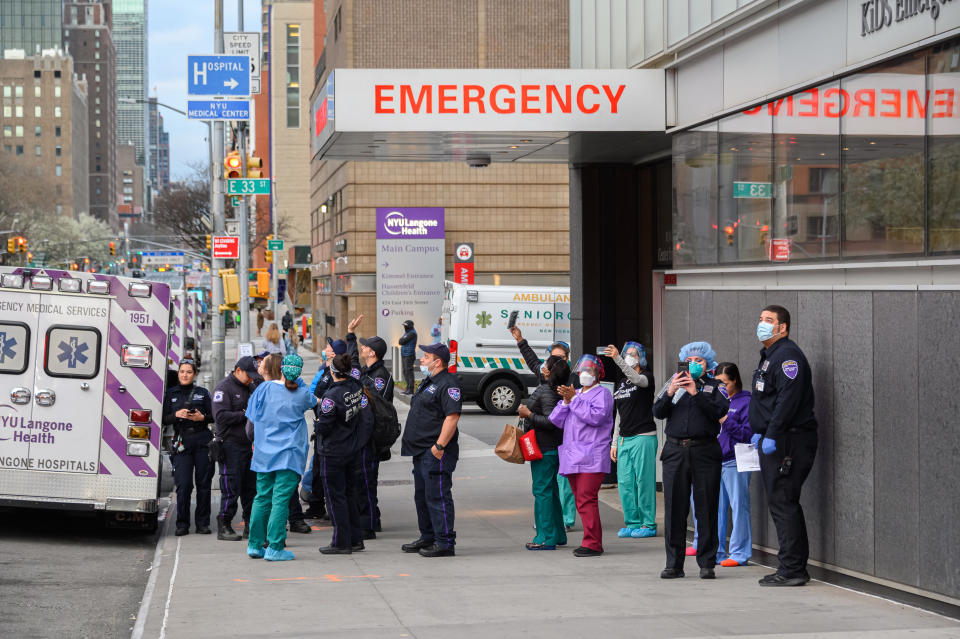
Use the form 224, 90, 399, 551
761, 437, 777, 455
750, 433, 762, 448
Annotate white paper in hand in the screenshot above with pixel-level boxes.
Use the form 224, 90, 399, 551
735, 443, 761, 473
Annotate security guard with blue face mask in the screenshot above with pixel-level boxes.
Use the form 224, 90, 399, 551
653, 341, 728, 580
749, 304, 818, 587
400, 342, 461, 557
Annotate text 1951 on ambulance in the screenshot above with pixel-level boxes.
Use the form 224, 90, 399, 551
442, 281, 570, 415
0, 266, 172, 531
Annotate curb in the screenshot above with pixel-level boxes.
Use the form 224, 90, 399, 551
130, 492, 176, 639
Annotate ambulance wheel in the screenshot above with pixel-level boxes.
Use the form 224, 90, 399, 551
482, 379, 520, 416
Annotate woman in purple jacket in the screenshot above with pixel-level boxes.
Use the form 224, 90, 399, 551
715, 362, 753, 567
549, 355, 615, 557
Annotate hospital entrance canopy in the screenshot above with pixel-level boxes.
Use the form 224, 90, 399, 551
311, 69, 667, 165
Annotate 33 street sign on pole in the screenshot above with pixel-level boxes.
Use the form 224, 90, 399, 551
186, 54, 251, 97
227, 178, 270, 195
733, 181, 773, 199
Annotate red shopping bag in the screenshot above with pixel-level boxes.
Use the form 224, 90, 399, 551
519, 429, 543, 462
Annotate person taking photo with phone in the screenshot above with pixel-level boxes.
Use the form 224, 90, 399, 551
162, 360, 215, 537
653, 341, 728, 580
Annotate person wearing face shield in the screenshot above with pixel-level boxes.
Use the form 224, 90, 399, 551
549, 355, 615, 557
604, 342, 657, 539
749, 305, 818, 587
653, 341, 729, 579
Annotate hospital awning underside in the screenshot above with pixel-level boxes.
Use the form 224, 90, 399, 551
311, 69, 667, 165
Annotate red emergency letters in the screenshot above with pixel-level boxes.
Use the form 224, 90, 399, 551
743, 86, 959, 119
373, 83, 626, 116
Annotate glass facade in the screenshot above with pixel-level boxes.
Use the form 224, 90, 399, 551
286, 24, 300, 128
114, 0, 148, 175
673, 39, 960, 266
0, 0, 63, 53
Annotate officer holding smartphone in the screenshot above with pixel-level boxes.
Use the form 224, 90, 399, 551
749, 305, 818, 587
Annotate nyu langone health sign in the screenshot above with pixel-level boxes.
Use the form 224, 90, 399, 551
377, 208, 445, 239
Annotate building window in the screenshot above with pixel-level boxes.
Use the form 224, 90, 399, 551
53, 71, 60, 79
54, 107, 61, 118
55, 165, 62, 177
56, 205, 62, 215
334, 7, 342, 41
55, 126, 61, 137
95, 119, 100, 128
55, 146, 61, 157
2, 106, 9, 118
54, 86, 61, 98
286, 24, 301, 128
2, 126, 10, 137
14, 126, 23, 137
94, 75, 100, 82
15, 145, 23, 156
34, 70, 41, 79
34, 86, 41, 97
15, 105, 23, 118
673, 125, 719, 266
2, 87, 9, 97
2, 145, 10, 153
95, 41, 100, 49
35, 126, 41, 137
14, 86, 22, 97
94, 52, 100, 60
34, 106, 41, 117
34, 145, 41, 156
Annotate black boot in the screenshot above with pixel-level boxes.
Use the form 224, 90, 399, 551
217, 515, 241, 541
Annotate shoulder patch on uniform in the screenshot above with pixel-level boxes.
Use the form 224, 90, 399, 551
360, 394, 369, 408
782, 360, 799, 380
320, 398, 336, 414
447, 387, 461, 401
350, 368, 361, 380
374, 377, 385, 391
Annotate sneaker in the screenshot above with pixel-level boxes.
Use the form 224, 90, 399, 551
572, 546, 603, 557
631, 527, 656, 538
720, 558, 744, 567
617, 527, 633, 538
685, 546, 697, 556
525, 542, 557, 551
246, 546, 265, 559
264, 547, 295, 561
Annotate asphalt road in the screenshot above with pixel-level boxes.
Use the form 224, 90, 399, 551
456, 404, 520, 445
0, 463, 175, 639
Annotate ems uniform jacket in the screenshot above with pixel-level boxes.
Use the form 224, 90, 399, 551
315, 377, 374, 457
523, 382, 564, 452
311, 365, 362, 416
548, 386, 615, 476
401, 370, 461, 456
212, 374, 253, 445
162, 383, 214, 435
748, 337, 817, 440
362, 359, 394, 402
652, 376, 729, 440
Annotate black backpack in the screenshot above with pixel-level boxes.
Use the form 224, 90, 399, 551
361, 376, 400, 454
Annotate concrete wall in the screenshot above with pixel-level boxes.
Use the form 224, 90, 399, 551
661, 282, 960, 600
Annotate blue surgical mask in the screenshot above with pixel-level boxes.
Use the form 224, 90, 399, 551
688, 361, 704, 379
420, 365, 431, 377
757, 321, 775, 342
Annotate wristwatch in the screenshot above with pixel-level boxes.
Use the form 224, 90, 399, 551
434, 442, 445, 451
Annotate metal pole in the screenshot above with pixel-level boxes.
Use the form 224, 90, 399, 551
271, 183, 278, 316
211, 0, 227, 380
236, 0, 251, 345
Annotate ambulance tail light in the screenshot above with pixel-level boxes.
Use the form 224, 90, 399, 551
448, 339, 458, 373
88, 280, 111, 295
1, 273, 24, 289
128, 282, 152, 298
29, 275, 53, 291
126, 442, 150, 457
121, 345, 153, 368
129, 409, 152, 423
128, 425, 150, 440
59, 277, 82, 293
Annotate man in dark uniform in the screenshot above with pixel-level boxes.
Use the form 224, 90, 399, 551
653, 341, 729, 580
212, 357, 257, 541
749, 305, 818, 587
400, 343, 461, 557
398, 320, 418, 394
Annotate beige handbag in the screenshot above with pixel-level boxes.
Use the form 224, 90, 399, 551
495, 420, 526, 464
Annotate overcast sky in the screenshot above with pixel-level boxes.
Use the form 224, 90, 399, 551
148, 0, 261, 181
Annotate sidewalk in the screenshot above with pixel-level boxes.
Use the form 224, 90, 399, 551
136, 402, 960, 638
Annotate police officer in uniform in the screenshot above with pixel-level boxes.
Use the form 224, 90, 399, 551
400, 343, 461, 557
653, 342, 728, 579
212, 356, 258, 541
749, 305, 818, 587
162, 360, 215, 536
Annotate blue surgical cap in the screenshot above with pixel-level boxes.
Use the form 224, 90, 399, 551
678, 341, 717, 372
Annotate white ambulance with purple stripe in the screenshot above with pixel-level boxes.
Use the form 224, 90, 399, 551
0, 266, 171, 531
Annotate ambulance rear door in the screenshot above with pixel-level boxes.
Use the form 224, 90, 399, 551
30, 293, 110, 474
0, 290, 40, 470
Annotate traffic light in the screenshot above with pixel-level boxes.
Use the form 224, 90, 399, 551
224, 150, 242, 179
257, 270, 270, 296
205, 234, 212, 250
724, 225, 735, 246
71, 262, 79, 270
265, 234, 273, 263
6, 238, 15, 253
17, 237, 26, 253
219, 268, 240, 308
109, 241, 116, 256
246, 154, 263, 179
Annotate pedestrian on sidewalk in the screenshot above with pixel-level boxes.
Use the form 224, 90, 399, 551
162, 360, 215, 536
315, 353, 375, 555
714, 362, 753, 567
285, 328, 299, 355
604, 341, 658, 540
256, 308, 264, 336
549, 355, 614, 557
510, 327, 579, 532
212, 357, 259, 541
400, 343, 461, 557
749, 305, 818, 587
245, 354, 317, 561
398, 320, 417, 394
654, 341, 728, 580
261, 323, 284, 355
430, 316, 442, 344
282, 309, 293, 332
518, 355, 569, 550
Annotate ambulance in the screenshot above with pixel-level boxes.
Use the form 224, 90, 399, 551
441, 281, 570, 415
167, 290, 188, 386
0, 266, 171, 531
